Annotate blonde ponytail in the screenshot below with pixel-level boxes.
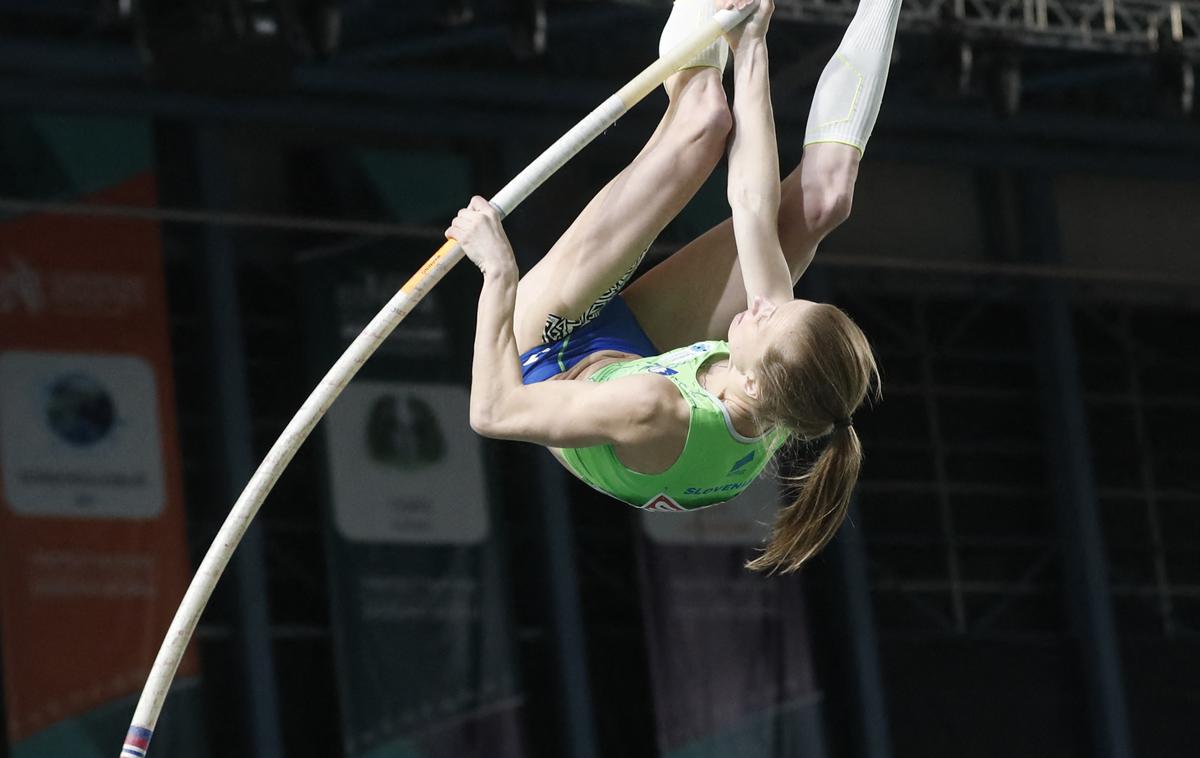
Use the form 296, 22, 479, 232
745, 302, 879, 574
746, 423, 862, 574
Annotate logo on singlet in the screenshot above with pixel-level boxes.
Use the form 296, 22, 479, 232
656, 342, 711, 368
646, 365, 678, 376
522, 347, 552, 367
642, 493, 685, 512
728, 451, 755, 474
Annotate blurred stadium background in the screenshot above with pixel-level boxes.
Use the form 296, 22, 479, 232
0, 1, 1198, 757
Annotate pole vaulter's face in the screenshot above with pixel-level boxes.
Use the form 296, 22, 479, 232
727, 297, 816, 372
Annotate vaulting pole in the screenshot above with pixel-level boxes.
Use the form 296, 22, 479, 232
119, 5, 756, 757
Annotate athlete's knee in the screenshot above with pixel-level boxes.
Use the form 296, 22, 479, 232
785, 160, 856, 237
803, 181, 853, 236
671, 72, 732, 149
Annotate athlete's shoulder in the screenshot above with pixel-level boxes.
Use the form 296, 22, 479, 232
606, 371, 689, 424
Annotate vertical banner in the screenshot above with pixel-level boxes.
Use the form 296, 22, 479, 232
302, 242, 526, 758
0, 177, 208, 756
639, 477, 828, 758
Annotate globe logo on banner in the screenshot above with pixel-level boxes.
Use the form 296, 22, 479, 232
45, 373, 116, 447
0, 351, 166, 519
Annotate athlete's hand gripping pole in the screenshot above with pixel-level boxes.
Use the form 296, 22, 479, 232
119, 4, 757, 757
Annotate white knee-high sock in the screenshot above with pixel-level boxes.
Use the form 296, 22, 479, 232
659, 0, 729, 75
804, 0, 902, 154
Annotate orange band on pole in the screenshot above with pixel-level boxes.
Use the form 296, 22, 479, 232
401, 238, 460, 296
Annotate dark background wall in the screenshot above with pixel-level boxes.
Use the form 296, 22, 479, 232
0, 2, 1198, 757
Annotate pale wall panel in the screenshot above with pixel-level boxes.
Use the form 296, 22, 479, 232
819, 160, 986, 261
1056, 173, 1200, 279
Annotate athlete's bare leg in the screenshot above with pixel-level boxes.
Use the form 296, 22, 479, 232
623, 142, 859, 349
512, 66, 732, 353
624, 0, 900, 348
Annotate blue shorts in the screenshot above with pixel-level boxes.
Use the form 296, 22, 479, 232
519, 296, 659, 384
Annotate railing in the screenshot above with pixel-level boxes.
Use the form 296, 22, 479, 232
621, 0, 1200, 54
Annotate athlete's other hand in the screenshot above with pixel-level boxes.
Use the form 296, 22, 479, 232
722, 0, 772, 52
446, 196, 518, 279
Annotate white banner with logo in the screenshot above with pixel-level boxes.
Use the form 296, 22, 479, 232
303, 245, 526, 758
325, 381, 489, 544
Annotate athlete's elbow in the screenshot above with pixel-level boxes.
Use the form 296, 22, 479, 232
469, 404, 503, 438
471, 384, 542, 440
473, 402, 535, 441
469, 414, 492, 438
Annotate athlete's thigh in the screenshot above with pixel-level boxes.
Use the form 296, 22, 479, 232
621, 220, 744, 350
510, 69, 730, 353
511, 185, 656, 353
511, 136, 721, 352
623, 220, 821, 351
623, 157, 846, 349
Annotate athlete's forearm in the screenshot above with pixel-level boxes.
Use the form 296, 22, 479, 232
728, 37, 791, 302
729, 39, 779, 212
469, 267, 524, 435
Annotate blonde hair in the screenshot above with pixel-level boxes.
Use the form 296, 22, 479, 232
746, 303, 880, 574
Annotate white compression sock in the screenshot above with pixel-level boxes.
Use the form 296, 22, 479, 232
804, 0, 902, 154
659, 0, 729, 75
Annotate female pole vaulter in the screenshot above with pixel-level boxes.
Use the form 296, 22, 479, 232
448, 0, 899, 572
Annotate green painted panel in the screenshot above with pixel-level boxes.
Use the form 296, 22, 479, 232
358, 150, 472, 224
12, 679, 208, 758
29, 115, 152, 195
